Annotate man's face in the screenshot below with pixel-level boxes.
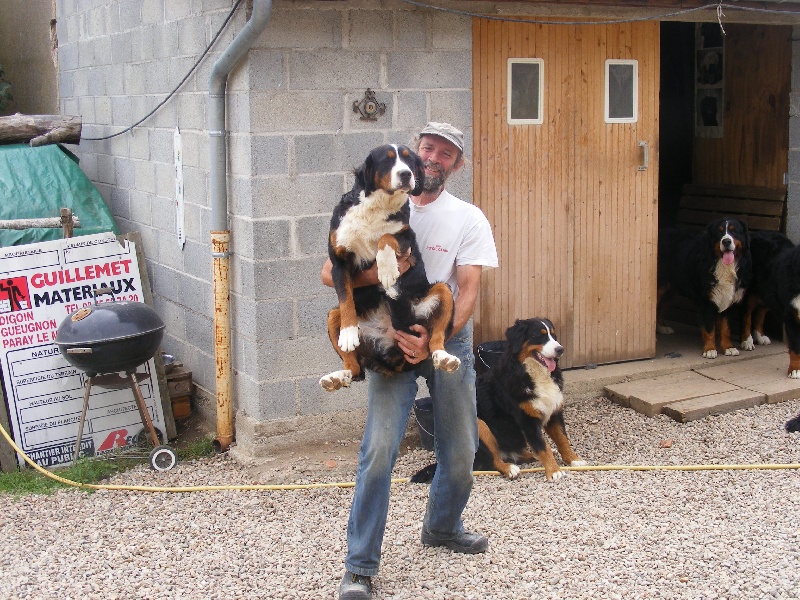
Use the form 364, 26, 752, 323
417, 135, 461, 192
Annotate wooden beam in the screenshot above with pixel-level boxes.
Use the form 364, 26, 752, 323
0, 114, 82, 146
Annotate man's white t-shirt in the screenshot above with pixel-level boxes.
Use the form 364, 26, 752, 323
409, 190, 499, 298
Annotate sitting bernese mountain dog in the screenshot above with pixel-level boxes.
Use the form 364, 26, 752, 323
739, 230, 794, 351
319, 144, 460, 392
411, 318, 586, 483
657, 217, 752, 358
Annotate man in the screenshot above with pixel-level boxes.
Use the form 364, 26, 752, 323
321, 122, 498, 599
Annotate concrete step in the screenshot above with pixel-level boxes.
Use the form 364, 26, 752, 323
662, 389, 766, 423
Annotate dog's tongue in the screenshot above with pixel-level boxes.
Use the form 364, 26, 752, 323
723, 250, 735, 265
543, 356, 556, 372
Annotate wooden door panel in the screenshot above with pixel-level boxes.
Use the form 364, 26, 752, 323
473, 19, 659, 367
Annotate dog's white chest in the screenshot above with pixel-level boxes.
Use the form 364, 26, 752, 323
336, 191, 407, 263
523, 358, 563, 422
710, 260, 743, 312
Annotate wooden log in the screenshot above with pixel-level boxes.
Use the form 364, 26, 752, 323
0, 215, 81, 230
0, 113, 82, 146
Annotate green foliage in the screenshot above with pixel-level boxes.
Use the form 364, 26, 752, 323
0, 436, 214, 496
0, 64, 12, 111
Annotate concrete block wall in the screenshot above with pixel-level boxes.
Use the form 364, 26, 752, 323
54, 0, 473, 459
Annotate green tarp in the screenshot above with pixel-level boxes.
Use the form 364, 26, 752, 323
0, 144, 118, 247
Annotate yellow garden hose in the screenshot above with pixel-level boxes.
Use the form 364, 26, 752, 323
1, 420, 799, 493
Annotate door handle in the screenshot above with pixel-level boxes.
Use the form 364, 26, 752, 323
638, 140, 648, 171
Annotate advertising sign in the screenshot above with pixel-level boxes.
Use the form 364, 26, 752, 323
0, 233, 167, 467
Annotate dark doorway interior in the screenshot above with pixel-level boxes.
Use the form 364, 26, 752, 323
658, 21, 696, 228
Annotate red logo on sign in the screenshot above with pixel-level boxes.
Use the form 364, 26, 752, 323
98, 429, 129, 451
0, 276, 31, 313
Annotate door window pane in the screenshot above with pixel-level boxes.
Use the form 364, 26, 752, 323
605, 59, 638, 123
508, 59, 543, 124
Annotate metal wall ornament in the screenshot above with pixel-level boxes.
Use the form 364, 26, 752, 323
353, 89, 386, 121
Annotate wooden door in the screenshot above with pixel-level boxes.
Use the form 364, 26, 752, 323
473, 19, 660, 368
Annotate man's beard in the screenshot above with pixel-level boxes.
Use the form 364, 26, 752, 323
421, 162, 449, 192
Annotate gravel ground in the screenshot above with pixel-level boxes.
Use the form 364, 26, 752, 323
2, 395, 800, 599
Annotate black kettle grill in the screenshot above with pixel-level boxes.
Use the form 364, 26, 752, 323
55, 287, 177, 471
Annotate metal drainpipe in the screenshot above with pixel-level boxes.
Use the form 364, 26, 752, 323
209, 0, 273, 452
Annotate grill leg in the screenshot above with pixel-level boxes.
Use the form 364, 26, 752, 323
128, 373, 161, 448
73, 377, 93, 464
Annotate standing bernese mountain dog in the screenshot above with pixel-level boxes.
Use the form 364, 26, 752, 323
320, 144, 460, 392
657, 217, 752, 358
411, 318, 586, 483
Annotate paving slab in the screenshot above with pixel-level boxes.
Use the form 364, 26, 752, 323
661, 388, 766, 422
743, 378, 800, 404
606, 372, 738, 417
694, 353, 789, 385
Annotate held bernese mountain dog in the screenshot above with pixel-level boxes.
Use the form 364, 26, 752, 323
411, 318, 586, 483
656, 217, 752, 358
319, 144, 460, 392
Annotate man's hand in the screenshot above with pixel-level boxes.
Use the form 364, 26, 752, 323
396, 324, 429, 364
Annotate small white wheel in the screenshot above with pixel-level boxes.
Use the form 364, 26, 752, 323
149, 445, 177, 471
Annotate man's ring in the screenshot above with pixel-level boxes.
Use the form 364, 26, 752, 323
412, 352, 417, 358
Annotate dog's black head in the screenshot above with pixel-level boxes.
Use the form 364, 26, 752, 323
706, 217, 750, 266
356, 144, 425, 197
504, 318, 564, 373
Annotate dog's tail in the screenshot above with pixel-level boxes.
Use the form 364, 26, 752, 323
786, 412, 800, 433
409, 463, 438, 484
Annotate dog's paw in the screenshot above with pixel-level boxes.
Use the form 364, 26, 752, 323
547, 469, 565, 482
319, 370, 353, 391
724, 347, 739, 357
338, 326, 360, 352
656, 325, 674, 335
741, 336, 754, 351
702, 349, 718, 359
503, 464, 521, 480
568, 459, 587, 467
432, 350, 461, 372
754, 331, 771, 345
789, 369, 800, 379
376, 246, 400, 289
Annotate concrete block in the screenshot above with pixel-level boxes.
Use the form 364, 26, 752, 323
151, 262, 178, 299
179, 130, 205, 170
298, 375, 369, 415
431, 12, 471, 50
150, 99, 178, 130
662, 389, 766, 423
253, 218, 292, 260
182, 240, 213, 282
232, 297, 294, 343
145, 58, 170, 94
182, 202, 208, 241
250, 91, 343, 132
142, 0, 165, 25
290, 51, 381, 90
252, 135, 289, 177
182, 168, 209, 208
297, 294, 337, 338
177, 16, 209, 56
103, 65, 125, 97
347, 10, 393, 49
256, 335, 333, 380
396, 10, 427, 49
430, 90, 473, 127
73, 68, 89, 97
134, 160, 157, 194
128, 189, 153, 226
165, 1, 191, 21
185, 312, 215, 355
254, 258, 327, 301
149, 128, 174, 164
115, 157, 137, 189
93, 36, 113, 67
388, 51, 471, 90
395, 92, 428, 130
249, 174, 343, 218
294, 132, 386, 174
119, 0, 144, 29
296, 214, 330, 256
123, 63, 146, 96
790, 117, 800, 151
174, 92, 206, 132
109, 187, 130, 221
153, 166, 176, 207
231, 257, 255, 298
256, 9, 343, 49
96, 153, 117, 185
249, 50, 285, 91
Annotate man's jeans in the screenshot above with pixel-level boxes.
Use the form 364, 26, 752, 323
344, 322, 479, 576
